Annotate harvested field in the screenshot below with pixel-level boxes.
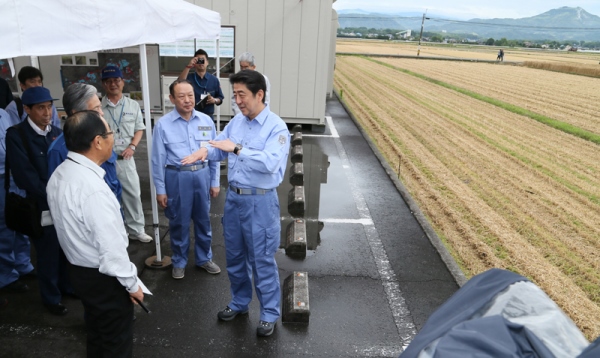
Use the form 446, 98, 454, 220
337, 39, 600, 65
334, 53, 600, 339
374, 57, 600, 135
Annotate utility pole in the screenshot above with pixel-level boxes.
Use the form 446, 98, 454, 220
417, 10, 429, 56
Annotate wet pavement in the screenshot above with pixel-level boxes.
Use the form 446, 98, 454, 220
0, 95, 460, 357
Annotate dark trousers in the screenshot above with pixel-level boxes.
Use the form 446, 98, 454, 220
69, 265, 134, 358
30, 225, 71, 304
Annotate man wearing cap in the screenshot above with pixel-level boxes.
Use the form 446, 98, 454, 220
5, 66, 61, 128
151, 79, 221, 280
5, 86, 72, 315
100, 66, 152, 243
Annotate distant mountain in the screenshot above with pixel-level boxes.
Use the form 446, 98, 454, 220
336, 9, 371, 15
338, 7, 600, 41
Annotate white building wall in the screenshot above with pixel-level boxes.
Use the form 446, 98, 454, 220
192, 0, 335, 125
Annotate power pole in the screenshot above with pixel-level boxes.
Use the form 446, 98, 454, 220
417, 10, 429, 56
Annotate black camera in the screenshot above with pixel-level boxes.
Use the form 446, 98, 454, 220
197, 58, 205, 64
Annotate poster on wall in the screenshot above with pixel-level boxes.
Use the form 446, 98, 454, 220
60, 52, 142, 97
0, 59, 18, 93
159, 39, 196, 57
197, 27, 235, 58
159, 26, 235, 58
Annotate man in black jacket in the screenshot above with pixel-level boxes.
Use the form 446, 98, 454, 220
5, 86, 72, 315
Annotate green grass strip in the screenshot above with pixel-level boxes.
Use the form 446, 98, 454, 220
340, 54, 600, 146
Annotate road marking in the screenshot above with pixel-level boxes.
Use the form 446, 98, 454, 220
321, 218, 374, 225
301, 116, 340, 138
331, 117, 417, 352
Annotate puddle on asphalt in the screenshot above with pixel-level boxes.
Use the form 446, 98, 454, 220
278, 139, 329, 252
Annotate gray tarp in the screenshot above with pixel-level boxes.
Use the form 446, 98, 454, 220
401, 268, 600, 358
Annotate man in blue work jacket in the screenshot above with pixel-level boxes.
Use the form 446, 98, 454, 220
151, 79, 221, 280
187, 70, 290, 337
5, 86, 72, 316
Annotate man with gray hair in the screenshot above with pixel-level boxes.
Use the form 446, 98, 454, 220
231, 52, 270, 116
47, 83, 122, 201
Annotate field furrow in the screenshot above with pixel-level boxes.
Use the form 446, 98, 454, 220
334, 55, 600, 338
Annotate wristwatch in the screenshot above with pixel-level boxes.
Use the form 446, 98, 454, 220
233, 143, 243, 155
129, 144, 136, 151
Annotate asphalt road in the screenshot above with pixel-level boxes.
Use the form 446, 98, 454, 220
0, 94, 460, 357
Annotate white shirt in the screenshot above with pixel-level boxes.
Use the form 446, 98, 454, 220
47, 152, 149, 294
27, 117, 51, 135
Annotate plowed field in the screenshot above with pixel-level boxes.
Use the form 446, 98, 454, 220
334, 52, 600, 339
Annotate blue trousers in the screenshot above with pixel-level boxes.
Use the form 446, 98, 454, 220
223, 189, 281, 322
164, 167, 213, 268
0, 185, 34, 288
30, 226, 72, 305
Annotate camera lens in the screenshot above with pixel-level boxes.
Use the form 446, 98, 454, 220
199, 58, 205, 64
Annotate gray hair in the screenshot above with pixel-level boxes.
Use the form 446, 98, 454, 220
63, 83, 98, 116
238, 52, 255, 66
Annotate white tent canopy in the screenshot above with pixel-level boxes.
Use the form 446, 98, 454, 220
0, 0, 221, 265
0, 0, 220, 58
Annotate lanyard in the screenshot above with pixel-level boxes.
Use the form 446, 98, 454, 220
107, 101, 125, 134
194, 73, 207, 93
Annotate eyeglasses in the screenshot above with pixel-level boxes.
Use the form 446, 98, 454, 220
99, 131, 114, 138
104, 78, 121, 85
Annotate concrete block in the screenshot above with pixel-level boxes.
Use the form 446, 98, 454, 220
287, 186, 305, 217
292, 131, 302, 146
289, 162, 304, 186
285, 219, 306, 259
290, 145, 303, 163
282, 271, 310, 324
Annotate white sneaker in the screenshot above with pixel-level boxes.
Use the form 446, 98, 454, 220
129, 232, 153, 243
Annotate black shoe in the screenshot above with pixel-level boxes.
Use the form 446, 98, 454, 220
257, 321, 276, 337
217, 306, 248, 321
19, 270, 37, 280
63, 291, 80, 300
44, 303, 68, 316
3, 280, 29, 293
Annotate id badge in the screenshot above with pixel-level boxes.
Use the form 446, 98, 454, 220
115, 138, 127, 146
201, 141, 209, 148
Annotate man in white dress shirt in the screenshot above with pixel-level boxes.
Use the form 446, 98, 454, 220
47, 110, 149, 357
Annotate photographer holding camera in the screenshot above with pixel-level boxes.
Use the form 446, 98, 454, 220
178, 49, 224, 120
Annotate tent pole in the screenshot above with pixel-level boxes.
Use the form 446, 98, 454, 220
139, 44, 171, 270
216, 38, 221, 133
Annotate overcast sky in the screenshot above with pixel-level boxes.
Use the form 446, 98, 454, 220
332, 1, 600, 20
